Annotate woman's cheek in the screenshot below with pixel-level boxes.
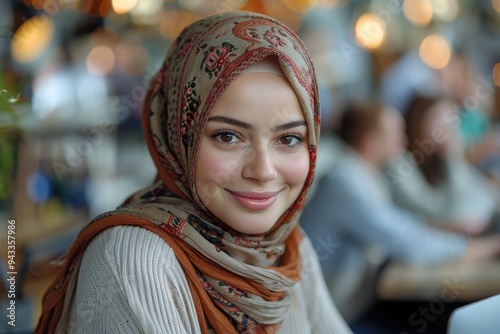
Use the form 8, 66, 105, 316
279, 152, 310, 187
200, 152, 241, 187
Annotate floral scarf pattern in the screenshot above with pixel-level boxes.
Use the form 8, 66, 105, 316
35, 11, 320, 334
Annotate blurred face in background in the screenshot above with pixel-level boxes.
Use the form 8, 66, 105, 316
373, 107, 406, 167
418, 99, 458, 156
439, 56, 480, 107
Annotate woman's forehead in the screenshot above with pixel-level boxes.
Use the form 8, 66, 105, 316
208, 72, 305, 124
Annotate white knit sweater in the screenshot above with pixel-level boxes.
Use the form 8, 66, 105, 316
68, 225, 352, 334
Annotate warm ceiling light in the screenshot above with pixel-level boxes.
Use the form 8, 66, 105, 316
86, 45, 115, 76
403, 0, 433, 26
11, 15, 54, 63
419, 34, 452, 70
112, 0, 137, 14
355, 13, 385, 50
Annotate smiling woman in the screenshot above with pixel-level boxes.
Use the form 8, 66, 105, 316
35, 11, 352, 334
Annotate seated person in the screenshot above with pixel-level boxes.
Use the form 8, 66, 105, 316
385, 95, 498, 235
437, 53, 500, 171
300, 102, 500, 321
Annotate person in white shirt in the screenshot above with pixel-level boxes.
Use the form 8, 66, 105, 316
35, 12, 352, 334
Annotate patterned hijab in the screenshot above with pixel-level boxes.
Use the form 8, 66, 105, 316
36, 11, 320, 334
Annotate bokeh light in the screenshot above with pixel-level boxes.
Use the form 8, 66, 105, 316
11, 15, 54, 63
86, 46, 116, 76
493, 63, 500, 87
419, 34, 452, 69
403, 0, 433, 26
112, 0, 137, 14
432, 0, 460, 22
355, 13, 386, 50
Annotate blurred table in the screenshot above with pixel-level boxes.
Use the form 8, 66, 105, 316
377, 260, 500, 302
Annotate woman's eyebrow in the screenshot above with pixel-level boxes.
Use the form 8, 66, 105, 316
273, 120, 307, 131
208, 116, 252, 129
208, 116, 306, 132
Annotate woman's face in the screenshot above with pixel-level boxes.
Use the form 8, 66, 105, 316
195, 72, 310, 234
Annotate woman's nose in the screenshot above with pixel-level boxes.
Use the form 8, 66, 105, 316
241, 146, 277, 183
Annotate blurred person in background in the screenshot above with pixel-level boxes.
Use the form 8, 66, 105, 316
386, 95, 498, 235
436, 53, 500, 173
300, 102, 500, 322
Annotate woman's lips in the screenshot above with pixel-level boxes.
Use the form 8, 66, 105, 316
226, 190, 280, 211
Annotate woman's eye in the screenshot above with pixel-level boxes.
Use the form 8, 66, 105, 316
213, 131, 238, 144
279, 135, 302, 146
